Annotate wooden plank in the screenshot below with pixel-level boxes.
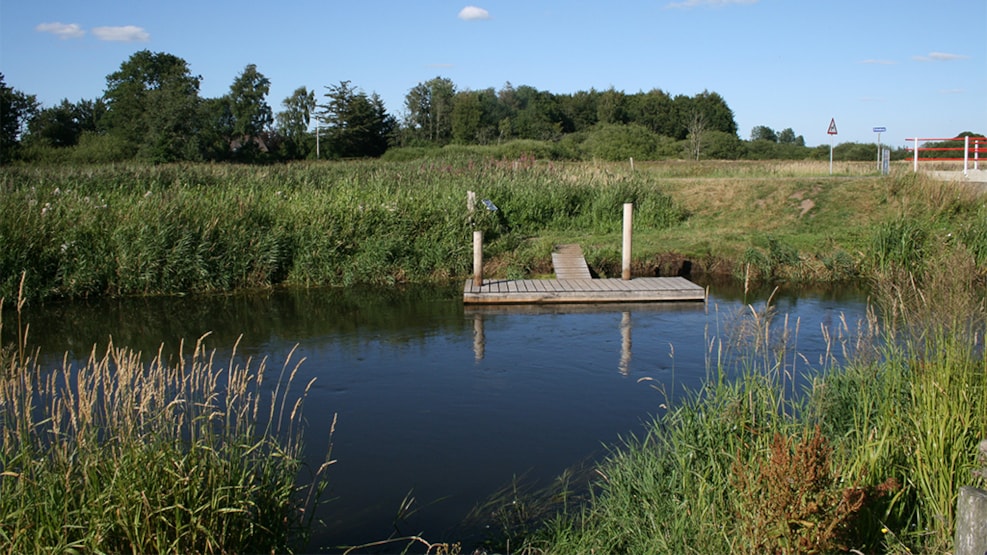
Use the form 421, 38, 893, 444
552, 244, 593, 280
463, 277, 706, 304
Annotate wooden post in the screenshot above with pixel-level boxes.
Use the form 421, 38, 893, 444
622, 203, 633, 280
955, 486, 987, 555
473, 230, 483, 286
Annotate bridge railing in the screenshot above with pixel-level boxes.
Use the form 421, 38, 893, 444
905, 136, 985, 174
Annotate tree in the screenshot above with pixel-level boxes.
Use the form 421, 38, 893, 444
0, 73, 39, 162
751, 125, 778, 142
451, 91, 482, 144
692, 90, 737, 136
687, 110, 708, 160
318, 81, 394, 158
780, 128, 807, 146
276, 86, 316, 159
403, 77, 455, 145
596, 87, 627, 125
228, 64, 273, 156
629, 88, 675, 137
24, 98, 105, 148
101, 50, 202, 162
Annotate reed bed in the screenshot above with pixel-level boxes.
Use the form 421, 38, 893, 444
515, 247, 986, 554
0, 161, 684, 303
0, 281, 333, 553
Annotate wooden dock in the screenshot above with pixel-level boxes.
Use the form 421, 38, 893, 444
463, 276, 706, 305
551, 244, 593, 280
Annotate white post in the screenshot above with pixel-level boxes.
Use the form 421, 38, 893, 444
964, 136, 970, 176
473, 231, 484, 287
829, 135, 834, 175
622, 203, 633, 281
914, 137, 919, 172
876, 131, 882, 173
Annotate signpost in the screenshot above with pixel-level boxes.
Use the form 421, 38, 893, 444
873, 127, 886, 173
827, 118, 838, 174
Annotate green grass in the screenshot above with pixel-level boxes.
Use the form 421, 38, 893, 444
0, 279, 334, 553
510, 247, 987, 554
3, 159, 987, 304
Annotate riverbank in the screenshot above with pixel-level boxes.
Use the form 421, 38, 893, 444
2, 159, 985, 305
2, 158, 987, 553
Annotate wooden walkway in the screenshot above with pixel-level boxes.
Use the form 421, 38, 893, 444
551, 244, 592, 280
463, 276, 705, 304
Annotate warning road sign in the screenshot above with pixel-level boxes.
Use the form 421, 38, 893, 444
827, 118, 838, 135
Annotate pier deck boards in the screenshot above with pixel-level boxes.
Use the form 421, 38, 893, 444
463, 276, 706, 304
551, 244, 592, 280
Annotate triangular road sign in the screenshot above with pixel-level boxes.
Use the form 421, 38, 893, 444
827, 118, 838, 135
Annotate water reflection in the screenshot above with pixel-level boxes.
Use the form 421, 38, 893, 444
465, 302, 706, 376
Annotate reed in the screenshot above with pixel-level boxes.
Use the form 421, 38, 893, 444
520, 247, 986, 554
0, 280, 334, 553
0, 161, 685, 302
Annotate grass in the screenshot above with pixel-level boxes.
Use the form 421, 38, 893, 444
504, 245, 986, 554
5, 158, 985, 305
0, 275, 334, 553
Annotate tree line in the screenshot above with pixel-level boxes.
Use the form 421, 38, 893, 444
1, 50, 975, 165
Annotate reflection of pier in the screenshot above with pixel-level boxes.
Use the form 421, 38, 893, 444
466, 302, 703, 373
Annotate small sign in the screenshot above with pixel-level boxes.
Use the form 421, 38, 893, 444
827, 118, 838, 135
873, 126, 886, 133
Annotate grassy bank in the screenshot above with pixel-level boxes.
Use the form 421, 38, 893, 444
498, 251, 985, 554
0, 281, 333, 553
3, 158, 985, 304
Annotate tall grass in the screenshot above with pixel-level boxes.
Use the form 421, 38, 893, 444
0, 278, 334, 553
520, 245, 986, 554
0, 161, 683, 302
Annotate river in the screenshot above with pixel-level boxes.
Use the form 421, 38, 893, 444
8, 280, 871, 552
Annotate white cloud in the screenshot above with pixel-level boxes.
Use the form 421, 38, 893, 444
92, 25, 150, 42
913, 51, 968, 62
458, 6, 491, 21
939, 88, 966, 95
859, 59, 896, 65
665, 0, 757, 8
36, 22, 85, 39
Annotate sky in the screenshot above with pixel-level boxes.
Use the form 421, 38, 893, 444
2, 0, 984, 147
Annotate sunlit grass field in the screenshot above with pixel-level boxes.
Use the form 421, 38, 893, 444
3, 158, 984, 304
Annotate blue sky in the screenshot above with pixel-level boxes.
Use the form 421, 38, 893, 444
2, 0, 984, 147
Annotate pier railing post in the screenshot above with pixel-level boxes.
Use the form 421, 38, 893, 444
473, 230, 484, 286
622, 203, 633, 280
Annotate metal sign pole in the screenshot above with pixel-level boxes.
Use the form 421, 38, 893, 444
873, 127, 886, 173
827, 118, 838, 175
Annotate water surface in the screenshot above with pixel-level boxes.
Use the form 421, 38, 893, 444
11, 281, 870, 552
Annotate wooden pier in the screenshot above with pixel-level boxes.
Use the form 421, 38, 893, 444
463, 275, 706, 304
464, 203, 705, 304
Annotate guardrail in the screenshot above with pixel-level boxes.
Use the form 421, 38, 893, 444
905, 136, 985, 174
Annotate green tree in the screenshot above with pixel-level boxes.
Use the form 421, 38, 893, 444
597, 87, 628, 125
228, 64, 273, 157
318, 81, 394, 158
0, 73, 39, 163
26, 99, 82, 147
403, 77, 456, 145
778, 127, 804, 145
692, 90, 737, 136
750, 125, 778, 142
276, 86, 316, 159
101, 50, 203, 162
629, 88, 675, 137
451, 90, 482, 144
